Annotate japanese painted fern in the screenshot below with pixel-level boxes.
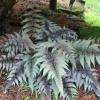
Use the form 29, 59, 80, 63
0, 0, 100, 100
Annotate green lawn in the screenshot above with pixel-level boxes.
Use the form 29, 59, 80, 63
84, 11, 100, 26
86, 0, 100, 17
79, 0, 100, 39
84, 0, 100, 26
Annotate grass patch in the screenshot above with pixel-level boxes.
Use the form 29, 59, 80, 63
84, 11, 100, 26
85, 0, 100, 17
79, 0, 100, 39
24, 96, 30, 100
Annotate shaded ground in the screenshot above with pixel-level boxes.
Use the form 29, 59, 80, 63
79, 26, 100, 39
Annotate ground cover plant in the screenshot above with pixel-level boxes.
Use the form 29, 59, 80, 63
0, 0, 100, 100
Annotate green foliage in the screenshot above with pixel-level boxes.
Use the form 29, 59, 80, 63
84, 12, 100, 26
79, 12, 100, 38
0, 1, 100, 100
79, 0, 100, 39
52, 91, 56, 100
86, 0, 100, 17
79, 27, 100, 39
24, 96, 30, 100
74, 96, 78, 100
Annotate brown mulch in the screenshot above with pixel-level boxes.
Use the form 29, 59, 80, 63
0, 86, 100, 100
78, 90, 100, 100
51, 15, 89, 32
0, 86, 34, 100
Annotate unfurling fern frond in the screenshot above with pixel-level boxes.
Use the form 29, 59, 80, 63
72, 39, 100, 68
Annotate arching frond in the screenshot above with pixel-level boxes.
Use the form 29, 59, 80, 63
5, 61, 23, 91
34, 42, 69, 96
54, 40, 76, 68
4, 53, 39, 92
0, 33, 34, 54
51, 74, 77, 100
33, 75, 51, 100
41, 20, 78, 41
72, 67, 100, 97
21, 2, 45, 39
0, 32, 35, 92
63, 77, 77, 100
0, 32, 34, 70
23, 54, 39, 92
72, 39, 100, 68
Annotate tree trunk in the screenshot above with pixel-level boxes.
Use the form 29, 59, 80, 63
49, 0, 57, 11
0, 0, 16, 33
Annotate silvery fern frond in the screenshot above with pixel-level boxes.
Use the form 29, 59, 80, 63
54, 40, 76, 68
0, 33, 34, 70
21, 0, 77, 43
51, 80, 60, 100
5, 61, 24, 91
33, 75, 51, 100
40, 20, 78, 41
0, 32, 35, 91
34, 42, 69, 96
21, 2, 45, 39
5, 54, 39, 92
23, 54, 39, 92
72, 39, 100, 68
0, 32, 34, 54
35, 40, 76, 67
72, 67, 100, 97
51, 75, 77, 100
63, 77, 77, 100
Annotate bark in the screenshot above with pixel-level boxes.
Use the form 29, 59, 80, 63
0, 0, 16, 33
49, 0, 57, 11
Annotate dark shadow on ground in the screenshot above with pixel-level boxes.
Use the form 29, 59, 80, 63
78, 26, 100, 39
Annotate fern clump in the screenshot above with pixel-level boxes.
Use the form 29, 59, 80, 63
0, 0, 100, 100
